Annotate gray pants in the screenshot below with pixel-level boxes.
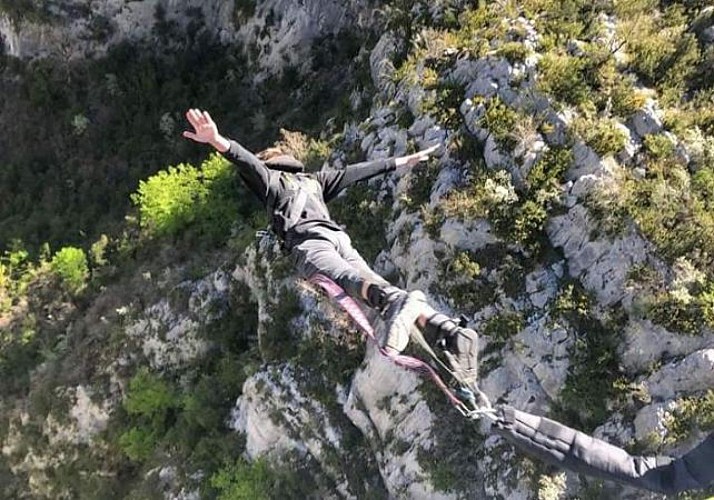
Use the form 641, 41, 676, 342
494, 405, 714, 494
290, 228, 390, 300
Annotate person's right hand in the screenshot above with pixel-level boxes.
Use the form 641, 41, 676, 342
183, 109, 230, 152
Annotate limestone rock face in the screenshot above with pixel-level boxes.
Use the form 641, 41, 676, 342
344, 350, 453, 500
230, 364, 382, 498
620, 320, 714, 372
0, 0, 232, 59
236, 0, 372, 77
547, 203, 650, 306
0, 0, 369, 76
629, 99, 663, 138
123, 269, 231, 369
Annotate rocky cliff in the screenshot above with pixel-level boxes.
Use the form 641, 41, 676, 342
1, 1, 713, 499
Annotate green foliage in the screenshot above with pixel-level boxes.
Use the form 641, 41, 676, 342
595, 155, 714, 277
450, 7, 505, 57
664, 390, 714, 444
537, 472, 567, 500
260, 287, 303, 361
526, 146, 572, 193
482, 97, 520, 148
123, 368, 177, 417
90, 234, 110, 267
211, 457, 272, 500
0, 246, 37, 312
131, 154, 239, 244
118, 426, 159, 462
401, 159, 440, 211
118, 368, 179, 462
643, 133, 676, 160
537, 52, 591, 108
573, 117, 628, 157
483, 311, 524, 350
617, 3, 701, 101
588, 119, 628, 157
452, 252, 482, 280
50, 246, 88, 294
1, 26, 365, 255
644, 280, 714, 335
420, 81, 464, 130
552, 284, 624, 432
496, 41, 529, 64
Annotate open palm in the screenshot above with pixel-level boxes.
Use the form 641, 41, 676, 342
183, 109, 219, 144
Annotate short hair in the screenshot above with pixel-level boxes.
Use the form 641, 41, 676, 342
256, 147, 285, 161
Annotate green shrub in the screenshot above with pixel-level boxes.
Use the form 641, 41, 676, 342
537, 52, 591, 108
123, 368, 177, 417
132, 163, 205, 236
118, 426, 159, 462
211, 457, 272, 500
421, 81, 464, 130
664, 390, 714, 444
573, 117, 628, 157
402, 159, 440, 211
50, 246, 88, 294
551, 284, 623, 432
89, 234, 110, 267
118, 368, 179, 462
526, 146, 573, 193
452, 252, 481, 280
131, 154, 238, 243
0, 246, 37, 311
509, 199, 549, 248
483, 311, 524, 349
482, 97, 519, 148
617, 3, 701, 101
496, 41, 529, 64
643, 133, 676, 160
645, 280, 714, 335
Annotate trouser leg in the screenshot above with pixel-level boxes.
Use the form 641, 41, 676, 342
291, 237, 368, 299
291, 231, 406, 314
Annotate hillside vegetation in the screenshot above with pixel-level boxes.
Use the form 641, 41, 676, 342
1, 0, 713, 498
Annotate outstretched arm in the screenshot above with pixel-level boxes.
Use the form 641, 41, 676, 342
182, 108, 271, 204
320, 144, 440, 201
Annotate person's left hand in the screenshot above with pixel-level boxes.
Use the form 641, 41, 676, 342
395, 144, 441, 168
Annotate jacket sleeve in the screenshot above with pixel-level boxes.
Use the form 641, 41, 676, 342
318, 158, 397, 202
221, 139, 271, 205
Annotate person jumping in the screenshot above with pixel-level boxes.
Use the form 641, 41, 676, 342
182, 108, 478, 385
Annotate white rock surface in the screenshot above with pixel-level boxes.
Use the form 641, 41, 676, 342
629, 99, 663, 138
619, 320, 714, 373
644, 349, 714, 400
512, 318, 572, 401
440, 218, 497, 252
344, 348, 453, 500
547, 204, 650, 306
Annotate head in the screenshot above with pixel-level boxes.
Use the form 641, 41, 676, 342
256, 147, 286, 162
257, 147, 305, 173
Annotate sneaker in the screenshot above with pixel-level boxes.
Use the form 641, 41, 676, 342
425, 314, 479, 385
382, 290, 427, 352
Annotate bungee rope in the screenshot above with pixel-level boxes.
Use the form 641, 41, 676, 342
309, 274, 494, 419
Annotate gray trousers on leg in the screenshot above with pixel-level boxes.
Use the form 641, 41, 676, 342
494, 405, 714, 494
290, 228, 390, 300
